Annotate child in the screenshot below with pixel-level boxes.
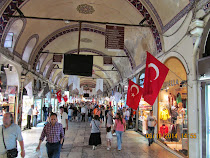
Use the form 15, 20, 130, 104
106, 126, 113, 150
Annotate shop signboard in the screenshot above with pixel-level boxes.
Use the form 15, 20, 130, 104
105, 25, 124, 50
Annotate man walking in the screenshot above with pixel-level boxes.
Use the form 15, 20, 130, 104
42, 104, 48, 121
81, 106, 86, 122
0, 113, 25, 158
27, 105, 34, 129
36, 113, 64, 158
58, 107, 68, 146
146, 111, 157, 146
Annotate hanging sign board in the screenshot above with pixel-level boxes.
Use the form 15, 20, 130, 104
53, 55, 63, 64
105, 25, 124, 50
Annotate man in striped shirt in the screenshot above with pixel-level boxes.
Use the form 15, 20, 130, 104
36, 113, 64, 158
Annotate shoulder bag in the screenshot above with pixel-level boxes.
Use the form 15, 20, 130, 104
93, 120, 100, 132
2, 127, 18, 158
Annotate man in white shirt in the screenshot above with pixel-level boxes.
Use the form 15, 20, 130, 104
146, 111, 157, 146
81, 106, 86, 122
27, 105, 34, 129
125, 109, 130, 121
58, 106, 68, 147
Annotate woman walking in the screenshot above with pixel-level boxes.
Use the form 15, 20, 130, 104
114, 112, 126, 151
89, 115, 101, 150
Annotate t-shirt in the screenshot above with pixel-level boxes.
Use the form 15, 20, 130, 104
81, 107, 86, 114
107, 111, 113, 126
43, 107, 47, 113
94, 108, 100, 116
91, 120, 100, 133
147, 116, 157, 127
115, 119, 126, 132
68, 109, 73, 116
106, 132, 113, 139
58, 112, 68, 128
27, 108, 33, 115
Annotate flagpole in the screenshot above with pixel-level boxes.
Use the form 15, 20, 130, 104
169, 69, 192, 88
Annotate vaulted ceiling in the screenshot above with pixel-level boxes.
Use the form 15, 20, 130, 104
0, 0, 195, 91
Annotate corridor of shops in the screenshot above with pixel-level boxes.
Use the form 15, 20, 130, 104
19, 121, 177, 158
0, 0, 210, 158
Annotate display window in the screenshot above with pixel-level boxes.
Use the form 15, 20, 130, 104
34, 99, 42, 122
158, 57, 188, 157
138, 99, 152, 135
22, 95, 34, 127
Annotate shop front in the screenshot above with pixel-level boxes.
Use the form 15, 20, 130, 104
158, 57, 188, 157
138, 99, 152, 135
22, 95, 34, 128
34, 98, 42, 123
0, 64, 19, 125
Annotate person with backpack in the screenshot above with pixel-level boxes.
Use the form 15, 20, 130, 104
89, 115, 101, 150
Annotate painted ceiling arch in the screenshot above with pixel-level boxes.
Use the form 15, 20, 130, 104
30, 24, 136, 70
0, 0, 195, 50
0, 0, 196, 92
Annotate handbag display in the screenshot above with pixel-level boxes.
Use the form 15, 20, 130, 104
2, 127, 18, 158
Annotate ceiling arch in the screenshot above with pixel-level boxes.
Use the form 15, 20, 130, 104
31, 24, 136, 70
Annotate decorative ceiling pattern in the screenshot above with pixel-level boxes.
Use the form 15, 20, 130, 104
81, 38, 92, 43
76, 4, 95, 14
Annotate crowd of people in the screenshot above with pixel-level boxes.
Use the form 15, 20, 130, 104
0, 102, 156, 158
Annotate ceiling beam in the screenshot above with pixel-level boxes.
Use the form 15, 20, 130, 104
7, 15, 152, 27
41, 51, 128, 57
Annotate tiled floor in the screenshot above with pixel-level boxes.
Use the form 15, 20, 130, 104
18, 122, 178, 158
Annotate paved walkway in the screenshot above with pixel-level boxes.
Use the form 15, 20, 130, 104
18, 122, 178, 158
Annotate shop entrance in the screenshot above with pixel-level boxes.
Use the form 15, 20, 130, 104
158, 57, 188, 157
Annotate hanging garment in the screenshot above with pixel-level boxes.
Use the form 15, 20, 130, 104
170, 124, 178, 141
159, 124, 169, 138
160, 109, 170, 120
176, 93, 182, 104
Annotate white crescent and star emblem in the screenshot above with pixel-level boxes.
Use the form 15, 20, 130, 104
130, 84, 139, 97
148, 63, 159, 82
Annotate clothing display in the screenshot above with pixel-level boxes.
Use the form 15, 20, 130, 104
168, 93, 175, 106
176, 93, 182, 104
159, 124, 169, 137
170, 124, 178, 141
160, 108, 170, 120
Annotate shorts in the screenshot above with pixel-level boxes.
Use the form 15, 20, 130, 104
107, 138, 112, 142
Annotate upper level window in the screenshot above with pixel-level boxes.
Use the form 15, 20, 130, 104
4, 32, 14, 48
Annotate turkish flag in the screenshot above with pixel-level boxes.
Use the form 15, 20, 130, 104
143, 51, 169, 105
126, 80, 143, 110
63, 95, 68, 102
56, 90, 62, 103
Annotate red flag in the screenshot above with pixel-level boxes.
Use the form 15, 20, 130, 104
63, 95, 68, 102
56, 90, 61, 103
126, 80, 143, 110
143, 51, 169, 105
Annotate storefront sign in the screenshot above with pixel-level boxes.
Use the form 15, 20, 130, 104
162, 79, 179, 89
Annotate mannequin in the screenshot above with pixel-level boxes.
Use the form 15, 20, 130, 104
177, 102, 185, 141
